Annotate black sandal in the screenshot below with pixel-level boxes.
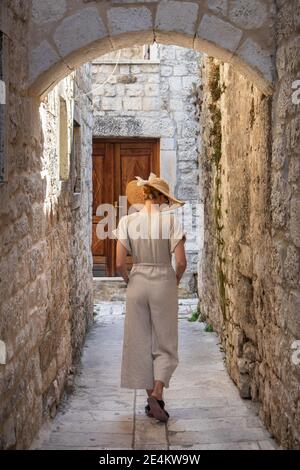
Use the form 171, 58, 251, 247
146, 397, 169, 421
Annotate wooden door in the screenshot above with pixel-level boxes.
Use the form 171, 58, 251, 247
92, 138, 160, 277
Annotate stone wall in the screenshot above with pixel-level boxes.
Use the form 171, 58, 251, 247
199, 51, 300, 449
27, 0, 276, 97
93, 44, 202, 292
0, 30, 5, 182
0, 2, 93, 449
268, 0, 300, 448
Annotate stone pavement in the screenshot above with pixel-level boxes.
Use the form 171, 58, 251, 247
32, 301, 278, 450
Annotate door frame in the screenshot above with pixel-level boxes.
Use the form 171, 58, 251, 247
92, 137, 160, 276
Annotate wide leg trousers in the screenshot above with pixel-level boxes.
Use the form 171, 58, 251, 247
120, 264, 179, 389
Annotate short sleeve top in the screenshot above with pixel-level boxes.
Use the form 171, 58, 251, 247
112, 211, 186, 264
111, 215, 132, 253
169, 215, 187, 253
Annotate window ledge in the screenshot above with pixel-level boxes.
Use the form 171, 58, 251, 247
92, 59, 160, 65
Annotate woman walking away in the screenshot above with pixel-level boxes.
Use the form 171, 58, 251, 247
112, 173, 187, 422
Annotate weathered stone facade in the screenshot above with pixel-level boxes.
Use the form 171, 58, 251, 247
92, 44, 201, 291
0, 3, 93, 449
269, 0, 300, 447
198, 30, 300, 449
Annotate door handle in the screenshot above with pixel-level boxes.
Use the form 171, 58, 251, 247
114, 201, 118, 215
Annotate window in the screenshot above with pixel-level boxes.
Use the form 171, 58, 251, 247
71, 120, 81, 194
142, 44, 159, 61
143, 45, 151, 60
59, 97, 69, 181
0, 31, 6, 183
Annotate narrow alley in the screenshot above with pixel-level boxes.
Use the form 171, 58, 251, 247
1, 0, 299, 452
32, 302, 277, 451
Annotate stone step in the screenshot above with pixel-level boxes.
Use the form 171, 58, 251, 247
93, 277, 198, 302
93, 277, 127, 302
93, 298, 199, 320
33, 302, 277, 451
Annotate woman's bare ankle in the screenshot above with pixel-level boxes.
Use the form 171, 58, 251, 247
150, 380, 164, 401
151, 392, 163, 400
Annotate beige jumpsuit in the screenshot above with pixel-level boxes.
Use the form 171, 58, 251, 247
112, 211, 186, 390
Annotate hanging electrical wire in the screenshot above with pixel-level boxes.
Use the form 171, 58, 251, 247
74, 49, 122, 102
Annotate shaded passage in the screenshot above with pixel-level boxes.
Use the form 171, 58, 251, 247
32, 302, 278, 450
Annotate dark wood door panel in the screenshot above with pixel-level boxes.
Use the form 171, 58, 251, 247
92, 223, 105, 256
120, 155, 150, 195
92, 138, 160, 276
92, 154, 104, 215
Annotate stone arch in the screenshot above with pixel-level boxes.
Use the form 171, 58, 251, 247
28, 0, 276, 98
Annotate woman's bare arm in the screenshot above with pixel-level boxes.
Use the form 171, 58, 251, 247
174, 240, 187, 286
115, 240, 129, 284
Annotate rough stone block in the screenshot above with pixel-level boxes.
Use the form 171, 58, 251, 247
290, 196, 300, 247
144, 83, 160, 97
169, 98, 183, 111
168, 76, 182, 93
173, 64, 188, 76
29, 41, 60, 82
147, 74, 160, 84
155, 1, 199, 35
198, 15, 242, 53
142, 97, 160, 111
107, 7, 153, 36
123, 96, 142, 111
182, 76, 197, 90
103, 84, 117, 97
53, 7, 107, 57
160, 65, 173, 77
229, 0, 268, 29
238, 243, 253, 278
160, 138, 175, 150
159, 117, 176, 137
115, 66, 128, 78
125, 84, 143, 97
32, 0, 67, 25
207, 0, 228, 16
234, 38, 273, 83
102, 97, 122, 111
286, 290, 300, 338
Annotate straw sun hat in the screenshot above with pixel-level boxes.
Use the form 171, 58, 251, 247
126, 173, 185, 210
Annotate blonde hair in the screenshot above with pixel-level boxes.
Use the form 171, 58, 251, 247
142, 185, 169, 203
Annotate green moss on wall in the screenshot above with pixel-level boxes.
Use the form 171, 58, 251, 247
207, 59, 228, 321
